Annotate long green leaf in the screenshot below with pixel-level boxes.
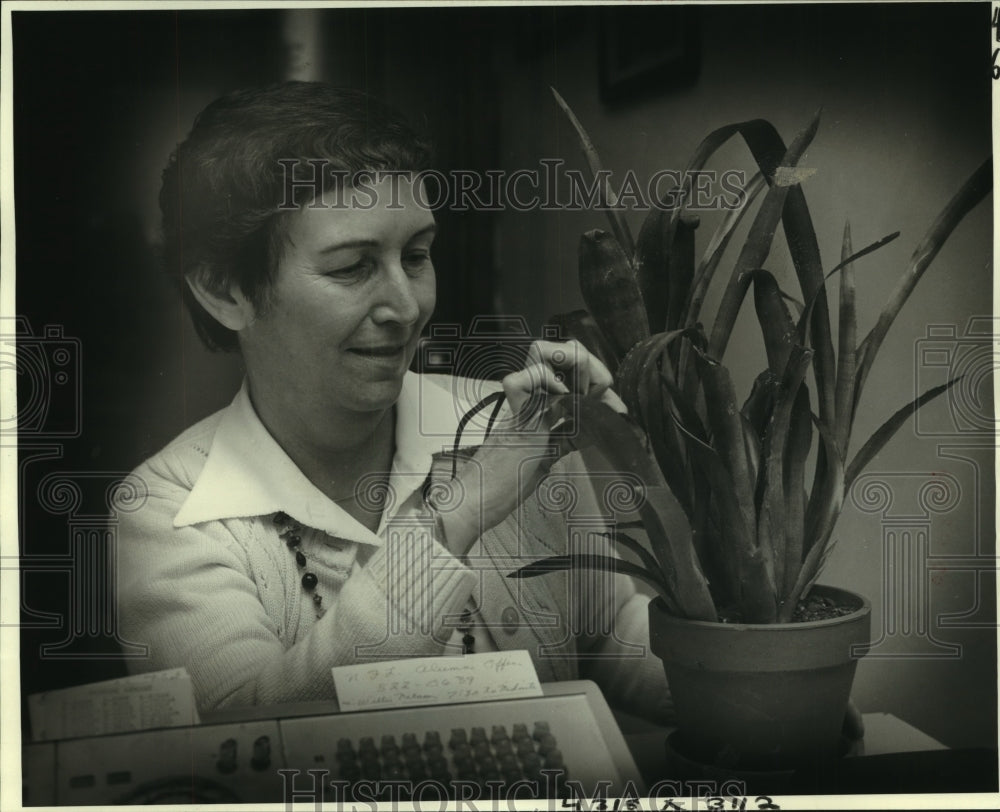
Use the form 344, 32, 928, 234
782, 187, 835, 430
631, 331, 696, 516
673, 415, 777, 622
667, 214, 699, 332
755, 345, 813, 600
634, 207, 670, 333
596, 530, 669, 589
579, 230, 650, 359
794, 230, 902, 346
691, 346, 758, 547
741, 369, 780, 440
683, 171, 767, 329
554, 396, 718, 620
509, 553, 672, 607
833, 221, 858, 455
708, 111, 822, 363
780, 412, 844, 620
782, 387, 812, 599
752, 269, 797, 376
677, 172, 767, 386
653, 116, 815, 373
854, 158, 992, 413
845, 377, 963, 489
551, 87, 635, 258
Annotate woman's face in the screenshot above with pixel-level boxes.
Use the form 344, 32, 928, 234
239, 175, 437, 423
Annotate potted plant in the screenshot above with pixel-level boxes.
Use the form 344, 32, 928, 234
496, 90, 993, 772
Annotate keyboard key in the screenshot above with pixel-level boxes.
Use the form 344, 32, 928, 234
491, 725, 509, 743
512, 723, 530, 741
499, 753, 519, 771
544, 749, 564, 768
533, 721, 551, 740
470, 727, 487, 744
449, 729, 468, 748
521, 752, 541, 770
503, 765, 523, 782
537, 733, 558, 754
384, 763, 406, 781
423, 731, 442, 750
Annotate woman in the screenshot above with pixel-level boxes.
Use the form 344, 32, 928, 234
116, 82, 672, 719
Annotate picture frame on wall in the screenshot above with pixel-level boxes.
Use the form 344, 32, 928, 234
599, 4, 700, 104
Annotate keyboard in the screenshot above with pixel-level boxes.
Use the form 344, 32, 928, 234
23, 681, 644, 805
327, 721, 565, 790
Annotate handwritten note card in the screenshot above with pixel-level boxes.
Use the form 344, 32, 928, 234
332, 650, 543, 712
28, 667, 200, 742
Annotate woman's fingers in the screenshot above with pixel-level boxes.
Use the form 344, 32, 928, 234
525, 339, 613, 398
501, 340, 624, 431
502, 362, 569, 426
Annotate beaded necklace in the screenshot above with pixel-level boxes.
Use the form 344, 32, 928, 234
272, 511, 326, 619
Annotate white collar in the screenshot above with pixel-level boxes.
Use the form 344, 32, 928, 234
173, 372, 498, 546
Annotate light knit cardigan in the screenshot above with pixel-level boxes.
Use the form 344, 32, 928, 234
113, 373, 673, 721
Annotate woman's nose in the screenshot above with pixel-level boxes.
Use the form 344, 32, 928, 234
371, 262, 421, 325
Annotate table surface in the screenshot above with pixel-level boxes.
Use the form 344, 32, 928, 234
615, 710, 946, 786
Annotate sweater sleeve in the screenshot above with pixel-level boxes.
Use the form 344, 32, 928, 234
115, 469, 477, 712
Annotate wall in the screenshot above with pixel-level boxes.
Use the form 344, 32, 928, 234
492, 3, 995, 749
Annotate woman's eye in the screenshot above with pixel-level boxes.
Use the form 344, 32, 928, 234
324, 259, 375, 280
403, 251, 431, 271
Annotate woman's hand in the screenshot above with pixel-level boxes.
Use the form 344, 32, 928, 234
437, 340, 620, 557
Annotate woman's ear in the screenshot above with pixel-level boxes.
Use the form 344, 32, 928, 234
185, 272, 256, 332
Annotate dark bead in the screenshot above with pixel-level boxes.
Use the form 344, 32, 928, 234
313, 594, 323, 606
287, 534, 301, 546
301, 572, 318, 590
295, 551, 306, 567
273, 512, 290, 525
462, 634, 476, 651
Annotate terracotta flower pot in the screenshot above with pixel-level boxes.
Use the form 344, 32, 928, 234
648, 584, 871, 771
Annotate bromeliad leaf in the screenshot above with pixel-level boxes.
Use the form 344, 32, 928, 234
509, 553, 673, 608
579, 230, 650, 360
551, 87, 635, 257
845, 377, 963, 489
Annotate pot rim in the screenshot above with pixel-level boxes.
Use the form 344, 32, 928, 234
649, 584, 871, 632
